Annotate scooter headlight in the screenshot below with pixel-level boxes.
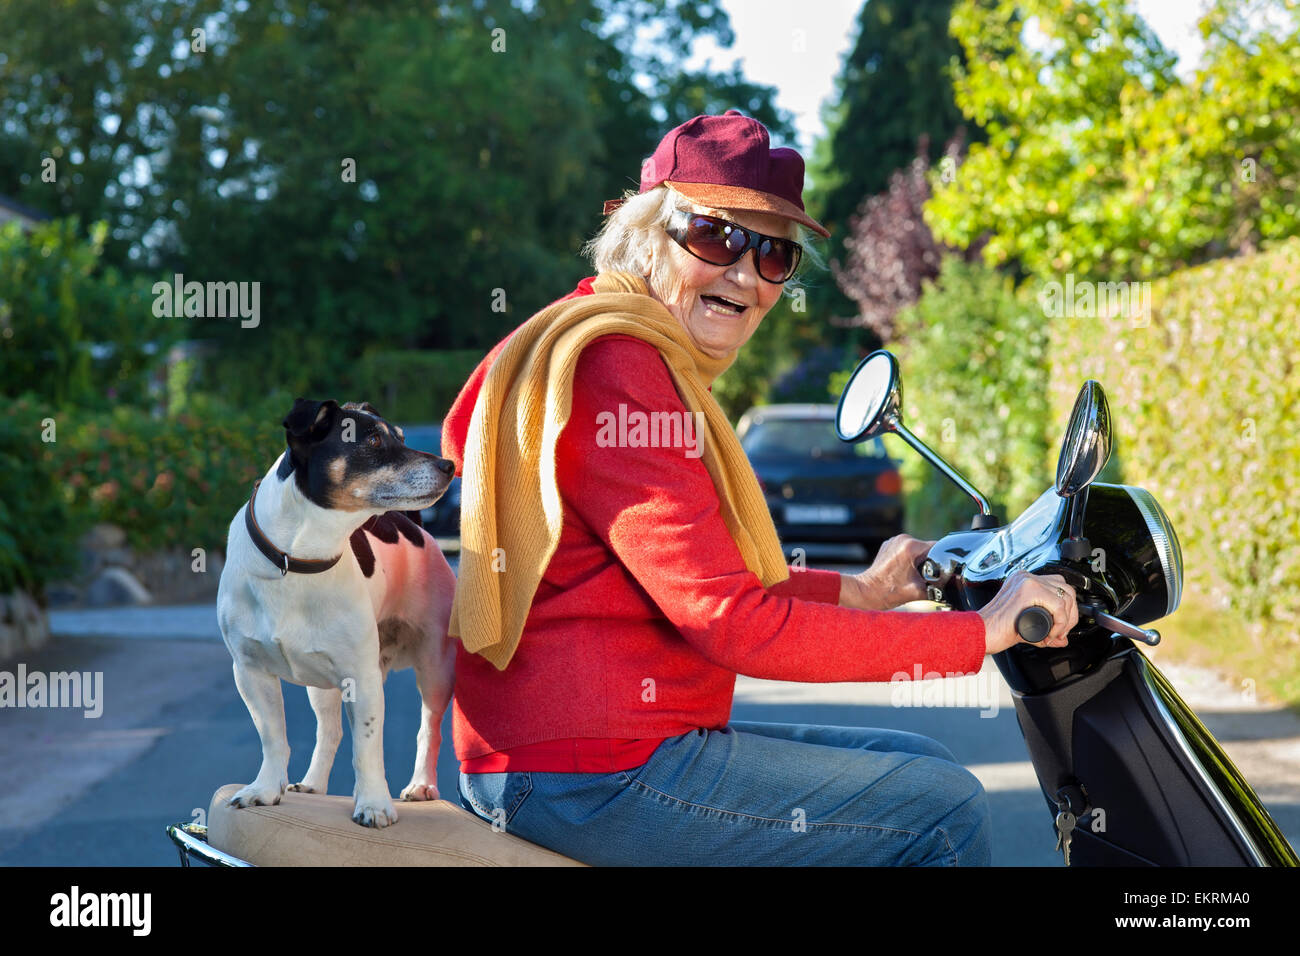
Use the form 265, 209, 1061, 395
1123, 485, 1183, 618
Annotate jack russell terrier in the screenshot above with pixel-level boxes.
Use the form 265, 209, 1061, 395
217, 399, 457, 828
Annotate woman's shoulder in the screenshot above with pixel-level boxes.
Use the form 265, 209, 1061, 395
578, 333, 671, 376
572, 333, 681, 406
582, 332, 661, 361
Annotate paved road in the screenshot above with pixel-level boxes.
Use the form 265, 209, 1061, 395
3, 548, 1297, 866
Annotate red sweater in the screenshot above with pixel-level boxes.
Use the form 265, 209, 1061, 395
441, 276, 987, 772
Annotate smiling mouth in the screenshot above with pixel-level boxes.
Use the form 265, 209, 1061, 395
701, 294, 748, 315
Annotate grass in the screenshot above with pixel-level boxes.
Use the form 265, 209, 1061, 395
1152, 588, 1300, 717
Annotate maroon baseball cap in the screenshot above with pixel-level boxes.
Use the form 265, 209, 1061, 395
602, 109, 829, 238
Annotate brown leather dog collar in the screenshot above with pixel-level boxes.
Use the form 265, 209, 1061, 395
245, 479, 343, 576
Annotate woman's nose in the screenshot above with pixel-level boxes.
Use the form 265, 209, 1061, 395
725, 249, 762, 285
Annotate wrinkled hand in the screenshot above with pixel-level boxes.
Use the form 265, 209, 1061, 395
978, 570, 1078, 654
852, 535, 934, 610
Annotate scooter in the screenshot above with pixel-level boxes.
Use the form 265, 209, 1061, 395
835, 350, 1298, 867
167, 350, 1298, 866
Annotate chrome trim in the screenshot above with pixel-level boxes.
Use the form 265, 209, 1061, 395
1124, 485, 1183, 615
1136, 657, 1267, 865
166, 823, 255, 867
836, 350, 994, 516
1055, 380, 1112, 497
891, 418, 994, 516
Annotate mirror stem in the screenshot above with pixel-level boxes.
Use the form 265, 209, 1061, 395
1067, 485, 1090, 541
1060, 486, 1093, 560
891, 417, 995, 517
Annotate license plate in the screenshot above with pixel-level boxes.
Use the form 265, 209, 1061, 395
785, 504, 850, 524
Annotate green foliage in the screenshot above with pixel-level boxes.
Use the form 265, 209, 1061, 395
887, 258, 1053, 539
343, 350, 485, 425
928, 0, 1300, 282
0, 396, 78, 598
1049, 237, 1300, 647
811, 0, 974, 225
802, 0, 977, 331
0, 0, 793, 396
48, 395, 289, 555
0, 218, 175, 408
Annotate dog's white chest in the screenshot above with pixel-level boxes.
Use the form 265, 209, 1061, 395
235, 627, 346, 689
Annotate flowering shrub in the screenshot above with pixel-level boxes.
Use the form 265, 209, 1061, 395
47, 397, 285, 555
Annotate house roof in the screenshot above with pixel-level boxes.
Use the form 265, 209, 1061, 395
0, 194, 50, 224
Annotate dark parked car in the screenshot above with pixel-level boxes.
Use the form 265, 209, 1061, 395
736, 404, 903, 560
399, 424, 461, 542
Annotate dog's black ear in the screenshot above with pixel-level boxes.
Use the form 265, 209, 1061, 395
283, 398, 340, 445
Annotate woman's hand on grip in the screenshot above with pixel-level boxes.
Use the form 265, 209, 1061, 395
978, 570, 1078, 654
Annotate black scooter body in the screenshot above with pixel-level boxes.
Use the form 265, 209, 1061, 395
1000, 645, 1298, 866
932, 486, 1297, 866
836, 354, 1296, 866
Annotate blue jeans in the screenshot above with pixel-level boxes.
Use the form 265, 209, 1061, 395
458, 720, 992, 866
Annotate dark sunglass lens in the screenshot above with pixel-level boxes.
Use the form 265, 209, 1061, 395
758, 239, 798, 281
722, 226, 749, 255
685, 216, 740, 264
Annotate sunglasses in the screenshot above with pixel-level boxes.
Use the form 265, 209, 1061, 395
664, 210, 803, 284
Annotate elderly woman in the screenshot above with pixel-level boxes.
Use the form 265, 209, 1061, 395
441, 110, 1077, 866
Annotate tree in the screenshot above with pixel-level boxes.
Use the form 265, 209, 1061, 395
0, 0, 795, 397
926, 0, 1300, 282
832, 131, 983, 343
0, 218, 172, 408
798, 0, 977, 332
811, 0, 974, 228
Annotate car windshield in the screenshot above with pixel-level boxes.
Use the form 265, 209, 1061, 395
741, 418, 887, 460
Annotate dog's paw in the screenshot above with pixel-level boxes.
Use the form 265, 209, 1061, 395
352, 795, 399, 828
229, 781, 285, 809
400, 782, 439, 802
287, 782, 320, 794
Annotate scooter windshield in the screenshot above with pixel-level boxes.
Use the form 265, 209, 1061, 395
966, 489, 1066, 574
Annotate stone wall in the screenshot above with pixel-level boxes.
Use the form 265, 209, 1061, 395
0, 589, 49, 662
46, 523, 225, 609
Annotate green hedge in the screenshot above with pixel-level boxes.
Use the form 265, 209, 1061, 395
344, 350, 485, 425
1049, 238, 1300, 682
1, 358, 483, 592
838, 258, 1054, 540
0, 396, 78, 598
0, 218, 175, 410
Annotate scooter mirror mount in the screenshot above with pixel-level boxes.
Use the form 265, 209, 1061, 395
835, 350, 999, 529
1054, 380, 1113, 558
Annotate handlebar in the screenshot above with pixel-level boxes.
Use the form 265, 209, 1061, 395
1015, 606, 1054, 643
1014, 602, 1162, 646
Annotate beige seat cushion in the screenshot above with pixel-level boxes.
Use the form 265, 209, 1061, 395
208, 784, 586, 866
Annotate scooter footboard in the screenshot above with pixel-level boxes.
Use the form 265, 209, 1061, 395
1011, 648, 1298, 867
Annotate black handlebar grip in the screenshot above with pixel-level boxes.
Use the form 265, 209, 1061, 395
1016, 606, 1054, 643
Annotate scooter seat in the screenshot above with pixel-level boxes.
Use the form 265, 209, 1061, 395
207, 784, 587, 866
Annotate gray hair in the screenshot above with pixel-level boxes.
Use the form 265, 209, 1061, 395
579, 184, 824, 305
